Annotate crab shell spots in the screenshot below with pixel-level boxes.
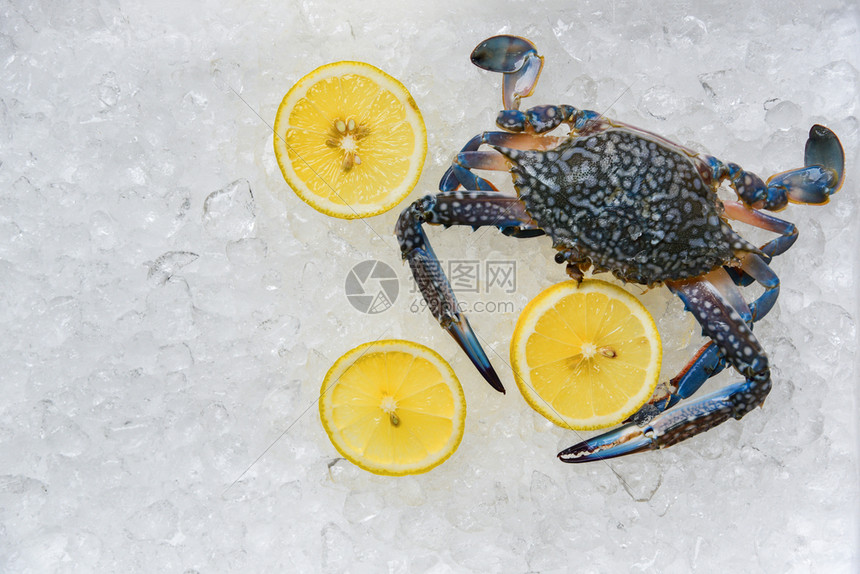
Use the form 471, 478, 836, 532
496, 128, 759, 284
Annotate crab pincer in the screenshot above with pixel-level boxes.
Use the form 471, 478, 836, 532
397, 193, 533, 393
763, 124, 845, 207
471, 35, 543, 110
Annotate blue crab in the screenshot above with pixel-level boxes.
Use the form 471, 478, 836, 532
395, 36, 845, 462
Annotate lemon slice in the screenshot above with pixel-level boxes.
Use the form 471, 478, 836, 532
273, 61, 427, 219
319, 340, 466, 476
510, 279, 662, 430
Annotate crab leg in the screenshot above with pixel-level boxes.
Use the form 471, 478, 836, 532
396, 192, 541, 393
471, 35, 544, 110
676, 255, 777, 395
496, 105, 603, 134
441, 151, 508, 192
559, 277, 771, 462
740, 253, 781, 320
630, 250, 782, 423
629, 266, 752, 420
704, 267, 752, 323
631, 203, 795, 423
638, 342, 728, 419
722, 202, 799, 322
640, 204, 799, 414
440, 132, 560, 191
724, 201, 798, 260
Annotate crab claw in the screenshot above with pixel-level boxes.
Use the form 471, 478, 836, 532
804, 124, 845, 183
559, 379, 760, 463
558, 423, 653, 463
804, 124, 845, 193
445, 313, 505, 393
403, 244, 505, 394
471, 35, 539, 73
396, 195, 506, 394
765, 125, 845, 207
471, 35, 543, 110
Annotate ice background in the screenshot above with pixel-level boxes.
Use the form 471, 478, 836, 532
1, 0, 859, 572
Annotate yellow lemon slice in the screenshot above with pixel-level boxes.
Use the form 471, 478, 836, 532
273, 61, 427, 219
510, 280, 662, 430
319, 340, 466, 476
